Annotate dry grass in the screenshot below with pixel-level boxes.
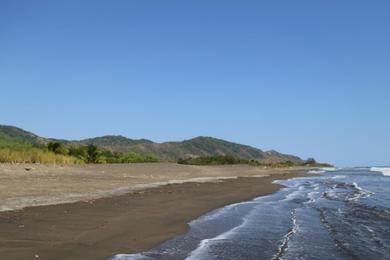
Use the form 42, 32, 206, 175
0, 148, 81, 164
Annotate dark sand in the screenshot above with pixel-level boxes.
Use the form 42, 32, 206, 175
0, 171, 309, 260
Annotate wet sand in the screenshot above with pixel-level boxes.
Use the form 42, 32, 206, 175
0, 164, 311, 260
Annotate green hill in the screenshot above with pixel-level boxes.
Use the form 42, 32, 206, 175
0, 125, 45, 146
0, 125, 305, 164
123, 136, 303, 163
79, 135, 153, 152
0, 126, 80, 164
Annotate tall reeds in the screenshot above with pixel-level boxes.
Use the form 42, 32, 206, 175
0, 147, 82, 164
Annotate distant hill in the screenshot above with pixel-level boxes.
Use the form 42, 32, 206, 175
79, 135, 153, 152
0, 125, 46, 146
120, 137, 303, 164
0, 124, 304, 164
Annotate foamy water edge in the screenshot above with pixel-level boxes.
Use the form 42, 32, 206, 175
370, 166, 390, 176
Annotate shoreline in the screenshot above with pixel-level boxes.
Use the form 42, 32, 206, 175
0, 165, 311, 259
0, 163, 311, 212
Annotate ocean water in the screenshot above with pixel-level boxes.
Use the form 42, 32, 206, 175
111, 167, 390, 260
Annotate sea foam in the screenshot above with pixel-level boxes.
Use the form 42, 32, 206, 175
308, 169, 326, 174
370, 167, 390, 176
308, 167, 337, 174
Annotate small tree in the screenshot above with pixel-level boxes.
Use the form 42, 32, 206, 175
86, 144, 99, 163
47, 142, 68, 155
305, 158, 317, 165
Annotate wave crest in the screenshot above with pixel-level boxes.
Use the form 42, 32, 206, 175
370, 167, 390, 176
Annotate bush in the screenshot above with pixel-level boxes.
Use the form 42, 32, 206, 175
86, 144, 99, 163
304, 158, 317, 165
47, 142, 68, 155
59, 144, 159, 164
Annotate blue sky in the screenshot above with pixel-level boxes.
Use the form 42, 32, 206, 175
1, 1, 389, 166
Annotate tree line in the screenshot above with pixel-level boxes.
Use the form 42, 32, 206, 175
0, 138, 159, 164
177, 155, 332, 167
47, 142, 158, 163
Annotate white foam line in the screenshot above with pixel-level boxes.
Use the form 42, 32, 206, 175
331, 175, 346, 179
308, 169, 326, 174
111, 253, 151, 260
186, 191, 273, 260
186, 217, 249, 260
189, 200, 258, 227
308, 167, 338, 174
321, 167, 338, 171
348, 182, 373, 201
370, 167, 390, 176
271, 209, 299, 260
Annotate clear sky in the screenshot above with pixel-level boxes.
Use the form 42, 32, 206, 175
1, 1, 389, 167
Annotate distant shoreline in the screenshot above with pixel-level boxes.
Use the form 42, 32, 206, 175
0, 163, 311, 259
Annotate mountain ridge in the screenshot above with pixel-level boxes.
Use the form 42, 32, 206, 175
0, 125, 304, 163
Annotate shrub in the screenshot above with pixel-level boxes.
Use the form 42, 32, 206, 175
47, 142, 68, 155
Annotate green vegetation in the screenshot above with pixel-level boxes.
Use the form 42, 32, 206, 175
177, 155, 332, 168
300, 157, 333, 168
0, 133, 32, 149
0, 125, 332, 166
0, 125, 310, 164
0, 125, 42, 145
177, 155, 260, 165
48, 142, 159, 164
0, 147, 81, 164
0, 134, 159, 164
105, 151, 159, 163
0, 134, 81, 164
48, 141, 68, 155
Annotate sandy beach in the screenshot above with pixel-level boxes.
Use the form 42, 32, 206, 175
0, 163, 310, 259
